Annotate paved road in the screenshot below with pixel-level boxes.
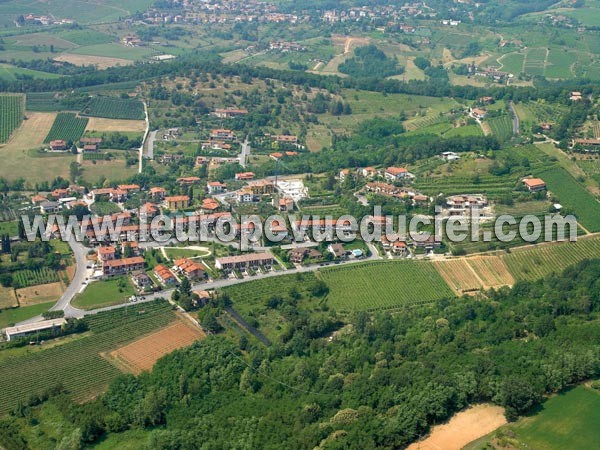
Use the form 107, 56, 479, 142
138, 101, 150, 172
508, 101, 519, 136
144, 130, 157, 160
17, 237, 88, 324
239, 138, 250, 168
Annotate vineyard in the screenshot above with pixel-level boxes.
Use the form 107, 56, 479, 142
487, 115, 514, 142
44, 113, 89, 143
503, 236, 600, 281
81, 97, 145, 120
12, 268, 60, 289
319, 261, 455, 312
538, 166, 600, 232
434, 256, 515, 293
26, 92, 89, 112
0, 94, 24, 143
0, 300, 175, 414
415, 174, 517, 200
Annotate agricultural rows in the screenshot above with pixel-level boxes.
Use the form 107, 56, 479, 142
503, 237, 600, 281
44, 113, 89, 143
538, 166, 600, 232
81, 97, 145, 120
0, 301, 174, 414
487, 115, 514, 142
12, 268, 59, 289
319, 261, 455, 312
0, 95, 23, 143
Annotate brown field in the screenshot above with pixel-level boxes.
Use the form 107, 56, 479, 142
433, 259, 484, 293
0, 286, 18, 309
16, 282, 64, 306
108, 317, 205, 374
0, 112, 76, 182
434, 256, 514, 294
407, 404, 506, 450
85, 117, 146, 133
53, 54, 133, 69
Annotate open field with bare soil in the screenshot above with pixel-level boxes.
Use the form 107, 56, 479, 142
53, 54, 133, 69
0, 286, 17, 309
108, 317, 206, 374
85, 117, 146, 133
407, 404, 506, 450
16, 282, 65, 307
433, 256, 514, 294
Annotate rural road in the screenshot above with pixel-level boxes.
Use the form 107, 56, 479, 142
145, 130, 157, 160
138, 101, 150, 172
508, 101, 519, 136
239, 138, 250, 168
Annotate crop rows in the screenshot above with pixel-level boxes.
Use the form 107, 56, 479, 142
0, 300, 174, 414
81, 96, 145, 120
487, 115, 514, 142
12, 268, 60, 289
538, 166, 600, 232
503, 237, 600, 281
0, 95, 23, 143
319, 261, 455, 312
44, 113, 89, 143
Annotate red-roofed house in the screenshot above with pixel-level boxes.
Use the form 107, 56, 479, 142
384, 167, 409, 181
523, 178, 546, 192
154, 264, 177, 286
173, 258, 205, 280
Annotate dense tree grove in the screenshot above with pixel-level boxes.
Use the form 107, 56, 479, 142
1, 259, 599, 449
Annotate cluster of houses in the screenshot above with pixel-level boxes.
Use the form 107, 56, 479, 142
269, 41, 306, 52
48, 137, 103, 153
339, 166, 414, 183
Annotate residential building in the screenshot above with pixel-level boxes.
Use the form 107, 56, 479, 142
274, 197, 294, 212
177, 176, 201, 186
289, 247, 308, 263
207, 181, 227, 194
215, 253, 274, 272
149, 187, 166, 201
360, 167, 377, 178
139, 202, 159, 220
200, 198, 220, 212
173, 258, 206, 280
97, 246, 116, 262
328, 243, 346, 258
49, 140, 67, 151
132, 272, 153, 289
210, 129, 236, 142
102, 256, 145, 276
470, 107, 487, 120
39, 201, 60, 214
213, 108, 248, 118
248, 179, 275, 195
384, 167, 409, 180
523, 178, 546, 192
117, 184, 140, 194
154, 264, 177, 285
164, 195, 190, 210
446, 194, 488, 215
235, 172, 255, 181
237, 189, 254, 203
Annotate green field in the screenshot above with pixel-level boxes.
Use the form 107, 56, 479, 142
319, 260, 455, 312
0, 64, 61, 81
164, 247, 211, 260
0, 94, 23, 143
44, 113, 88, 143
468, 385, 600, 450
70, 43, 156, 60
499, 53, 525, 75
12, 268, 60, 289
0, 300, 174, 414
487, 115, 514, 142
538, 166, 600, 232
72, 276, 135, 310
503, 237, 600, 281
0, 302, 54, 329
56, 29, 114, 46
81, 96, 145, 120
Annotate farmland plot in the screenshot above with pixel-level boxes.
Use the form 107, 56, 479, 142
319, 261, 455, 312
0, 300, 175, 414
503, 236, 600, 281
108, 317, 205, 374
433, 259, 483, 293
44, 113, 88, 143
81, 97, 145, 120
0, 94, 24, 143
